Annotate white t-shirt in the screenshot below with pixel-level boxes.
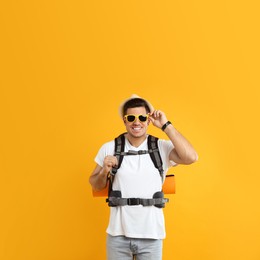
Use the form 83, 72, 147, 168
94, 134, 176, 239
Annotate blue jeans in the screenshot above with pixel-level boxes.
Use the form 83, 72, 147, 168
106, 234, 163, 260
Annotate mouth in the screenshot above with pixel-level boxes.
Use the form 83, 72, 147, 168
131, 126, 142, 132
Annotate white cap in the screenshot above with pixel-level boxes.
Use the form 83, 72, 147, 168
118, 94, 154, 119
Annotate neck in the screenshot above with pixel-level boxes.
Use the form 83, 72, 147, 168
125, 133, 147, 147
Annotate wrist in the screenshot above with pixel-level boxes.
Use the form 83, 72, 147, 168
161, 121, 172, 131
100, 168, 109, 177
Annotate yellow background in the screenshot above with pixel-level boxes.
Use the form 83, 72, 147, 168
1, 1, 260, 259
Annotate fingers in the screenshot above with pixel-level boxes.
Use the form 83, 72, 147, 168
150, 110, 167, 122
104, 155, 118, 168
149, 110, 168, 128
150, 110, 164, 118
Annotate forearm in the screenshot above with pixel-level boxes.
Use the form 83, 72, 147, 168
164, 123, 198, 164
89, 167, 109, 191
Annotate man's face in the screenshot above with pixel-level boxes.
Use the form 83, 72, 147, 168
123, 106, 150, 138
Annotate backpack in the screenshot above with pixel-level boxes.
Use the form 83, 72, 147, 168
92, 133, 175, 207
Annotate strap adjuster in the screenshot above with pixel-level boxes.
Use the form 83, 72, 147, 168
127, 198, 140, 205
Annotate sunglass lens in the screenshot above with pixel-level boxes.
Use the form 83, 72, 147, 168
139, 115, 147, 122
127, 115, 136, 122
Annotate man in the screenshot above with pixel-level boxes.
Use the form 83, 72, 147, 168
89, 94, 198, 260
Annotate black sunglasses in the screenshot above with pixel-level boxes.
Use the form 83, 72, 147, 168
124, 114, 149, 123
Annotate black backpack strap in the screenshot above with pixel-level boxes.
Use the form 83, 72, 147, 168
148, 135, 164, 178
111, 133, 126, 175
107, 133, 126, 198
107, 193, 169, 208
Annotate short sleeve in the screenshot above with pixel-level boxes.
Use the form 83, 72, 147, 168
94, 140, 114, 167
158, 139, 177, 170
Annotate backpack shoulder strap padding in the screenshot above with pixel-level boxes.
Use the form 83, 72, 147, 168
111, 133, 126, 175
147, 135, 164, 177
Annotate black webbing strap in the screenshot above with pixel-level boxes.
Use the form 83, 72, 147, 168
106, 197, 169, 207
120, 150, 150, 155
111, 133, 125, 175
108, 133, 125, 198
147, 135, 164, 177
